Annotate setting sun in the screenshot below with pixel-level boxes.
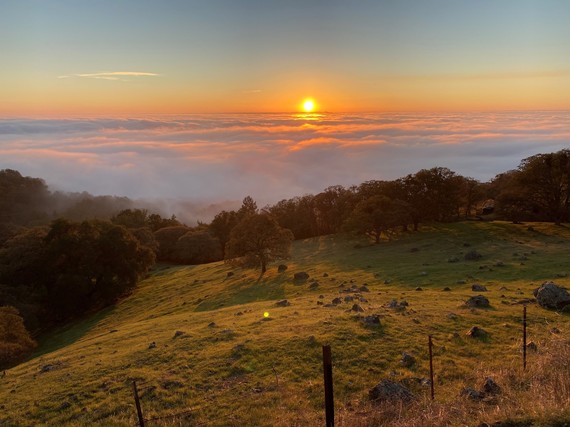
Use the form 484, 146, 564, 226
303, 99, 315, 112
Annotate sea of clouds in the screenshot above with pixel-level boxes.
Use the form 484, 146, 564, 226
1, 112, 569, 221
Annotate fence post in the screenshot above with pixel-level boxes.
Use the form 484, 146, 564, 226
132, 380, 145, 427
523, 305, 527, 370
428, 335, 435, 400
322, 345, 334, 427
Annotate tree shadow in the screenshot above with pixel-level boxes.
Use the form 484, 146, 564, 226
29, 306, 115, 359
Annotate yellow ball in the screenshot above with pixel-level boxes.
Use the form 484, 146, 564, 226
263, 312, 270, 318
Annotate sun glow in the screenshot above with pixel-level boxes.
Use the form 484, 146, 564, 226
302, 99, 315, 112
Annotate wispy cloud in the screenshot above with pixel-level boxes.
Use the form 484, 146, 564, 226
57, 71, 159, 81
1, 112, 569, 218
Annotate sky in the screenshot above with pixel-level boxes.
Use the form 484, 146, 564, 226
2, 0, 570, 114
1, 1, 570, 219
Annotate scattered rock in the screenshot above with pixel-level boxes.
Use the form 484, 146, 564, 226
359, 285, 370, 292
309, 282, 319, 290
344, 296, 355, 302
277, 264, 288, 273
442, 287, 451, 292
550, 327, 560, 334
400, 352, 416, 367
316, 301, 323, 305
361, 315, 381, 325
351, 304, 365, 312
369, 380, 415, 403
533, 281, 570, 310
173, 330, 185, 338
415, 287, 423, 291
464, 250, 482, 261
294, 271, 309, 281
58, 401, 71, 411
481, 377, 501, 395
148, 342, 156, 349
208, 322, 216, 328
275, 299, 290, 307
360, 297, 369, 303
526, 341, 538, 351
466, 326, 488, 338
226, 272, 234, 278
308, 335, 317, 345
40, 363, 62, 373
384, 279, 392, 284
472, 283, 488, 292
419, 271, 427, 276
465, 295, 490, 308
332, 297, 342, 305
447, 312, 458, 320
556, 272, 568, 278
318, 294, 324, 299
461, 387, 484, 400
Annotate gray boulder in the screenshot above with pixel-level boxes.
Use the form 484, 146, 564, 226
294, 271, 309, 281
533, 281, 570, 309
465, 295, 490, 308
471, 283, 488, 292
369, 380, 415, 403
277, 264, 288, 273
275, 299, 290, 307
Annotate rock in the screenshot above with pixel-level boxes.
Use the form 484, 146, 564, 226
472, 283, 488, 292
359, 285, 370, 292
550, 327, 560, 334
323, 272, 329, 277
226, 272, 234, 278
294, 271, 309, 281
360, 297, 369, 303
208, 322, 216, 328
318, 294, 324, 299
415, 287, 423, 291
148, 342, 156, 349
400, 352, 416, 367
362, 315, 381, 325
384, 279, 391, 284
447, 312, 458, 320
466, 326, 488, 338
481, 377, 501, 395
526, 341, 538, 351
351, 304, 364, 312
465, 295, 490, 308
275, 299, 290, 307
59, 401, 71, 411
369, 380, 415, 403
173, 330, 185, 338
277, 264, 288, 273
533, 281, 570, 309
40, 363, 61, 373
442, 287, 451, 292
307, 335, 317, 345
344, 295, 355, 302
309, 282, 319, 290
419, 271, 427, 276
461, 387, 484, 400
464, 250, 482, 261
316, 301, 323, 305
332, 297, 342, 305
400, 300, 409, 306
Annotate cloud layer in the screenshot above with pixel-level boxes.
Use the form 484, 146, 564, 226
58, 71, 159, 81
1, 112, 569, 219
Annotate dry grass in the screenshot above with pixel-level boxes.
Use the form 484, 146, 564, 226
1, 221, 569, 426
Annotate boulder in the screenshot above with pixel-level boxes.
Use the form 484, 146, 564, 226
362, 315, 381, 325
173, 330, 185, 338
466, 326, 488, 338
294, 271, 309, 281
309, 282, 319, 290
471, 283, 488, 292
277, 264, 288, 273
275, 299, 290, 307
332, 297, 342, 305
400, 352, 416, 368
369, 380, 415, 403
351, 304, 364, 312
481, 377, 501, 395
465, 295, 490, 308
533, 281, 570, 309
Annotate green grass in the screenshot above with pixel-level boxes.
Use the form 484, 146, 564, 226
1, 221, 569, 426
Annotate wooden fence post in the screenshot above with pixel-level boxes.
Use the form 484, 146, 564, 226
132, 380, 145, 427
322, 345, 334, 427
523, 305, 527, 370
428, 335, 435, 400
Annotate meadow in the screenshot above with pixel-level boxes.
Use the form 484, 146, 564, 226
1, 221, 569, 426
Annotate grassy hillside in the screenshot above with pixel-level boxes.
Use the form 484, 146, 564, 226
1, 221, 569, 426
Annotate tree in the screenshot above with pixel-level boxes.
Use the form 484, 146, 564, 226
174, 231, 222, 264
344, 195, 404, 243
0, 306, 36, 369
153, 226, 193, 261
517, 150, 570, 224
225, 214, 293, 274
209, 210, 240, 255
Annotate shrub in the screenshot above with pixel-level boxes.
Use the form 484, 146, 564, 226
0, 306, 36, 369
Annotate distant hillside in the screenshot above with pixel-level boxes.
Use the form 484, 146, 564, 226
1, 221, 569, 426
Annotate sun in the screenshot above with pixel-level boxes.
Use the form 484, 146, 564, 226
302, 99, 315, 112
